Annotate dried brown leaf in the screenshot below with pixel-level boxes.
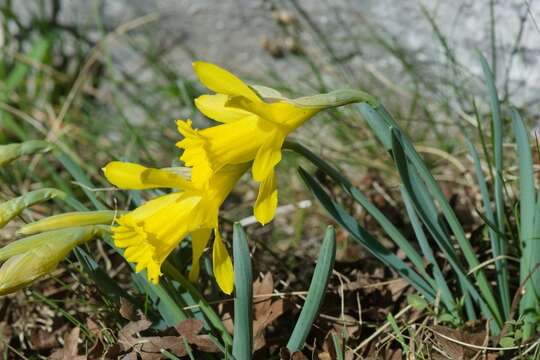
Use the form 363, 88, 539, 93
344, 349, 354, 360
386, 279, 409, 302
252, 273, 285, 351
118, 318, 186, 358
253, 272, 274, 315
279, 347, 309, 359
118, 318, 152, 351
139, 336, 186, 355
291, 351, 309, 360
384, 348, 402, 360
119, 298, 136, 321
175, 318, 218, 353
222, 311, 234, 334
175, 318, 204, 342
0, 322, 12, 354
332, 315, 359, 338
31, 328, 59, 350
431, 325, 486, 360
280, 347, 291, 359
86, 318, 100, 338
49, 327, 86, 360
318, 351, 332, 360
120, 352, 138, 360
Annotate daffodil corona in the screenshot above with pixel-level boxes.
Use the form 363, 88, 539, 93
177, 61, 376, 225
103, 161, 247, 294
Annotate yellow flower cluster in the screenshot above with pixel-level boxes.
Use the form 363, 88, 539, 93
104, 62, 374, 293
103, 161, 247, 294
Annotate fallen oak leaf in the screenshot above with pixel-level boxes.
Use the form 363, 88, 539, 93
253, 273, 284, 351
221, 273, 285, 353
175, 318, 203, 342
175, 318, 219, 353
253, 272, 274, 315
431, 325, 486, 359
138, 336, 186, 356
118, 318, 153, 351
118, 316, 186, 358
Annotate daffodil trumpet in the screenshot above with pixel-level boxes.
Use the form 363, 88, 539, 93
177, 61, 376, 225
103, 161, 248, 294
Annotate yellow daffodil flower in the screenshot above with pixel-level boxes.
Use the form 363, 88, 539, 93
103, 161, 248, 294
177, 61, 376, 225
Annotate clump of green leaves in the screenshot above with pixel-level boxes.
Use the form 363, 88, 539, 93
295, 53, 540, 349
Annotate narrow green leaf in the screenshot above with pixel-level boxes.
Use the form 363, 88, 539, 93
287, 226, 336, 352
232, 223, 253, 359
73, 245, 136, 304
407, 294, 428, 311
331, 332, 345, 360
298, 167, 436, 301
55, 151, 106, 210
400, 186, 456, 314
512, 108, 539, 339
0, 188, 65, 228
131, 269, 188, 328
479, 52, 510, 316
387, 313, 408, 352
284, 140, 434, 286
465, 139, 506, 305
0, 37, 50, 139
2, 37, 50, 95
390, 128, 501, 328
357, 103, 502, 329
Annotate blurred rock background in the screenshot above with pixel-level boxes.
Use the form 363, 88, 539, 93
31, 0, 540, 105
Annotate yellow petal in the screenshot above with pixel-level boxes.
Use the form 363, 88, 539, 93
176, 120, 214, 185
177, 118, 261, 186
252, 131, 285, 182
212, 229, 234, 294
254, 171, 278, 225
103, 161, 193, 190
265, 102, 318, 127
189, 228, 212, 281
207, 163, 250, 201
195, 94, 253, 123
128, 193, 183, 223
114, 192, 205, 285
193, 61, 260, 103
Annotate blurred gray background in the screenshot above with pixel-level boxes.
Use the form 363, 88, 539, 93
42, 0, 540, 105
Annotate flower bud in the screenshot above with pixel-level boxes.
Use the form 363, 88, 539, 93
251, 85, 378, 108
18, 210, 122, 235
0, 188, 65, 229
0, 140, 51, 167
0, 226, 103, 295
